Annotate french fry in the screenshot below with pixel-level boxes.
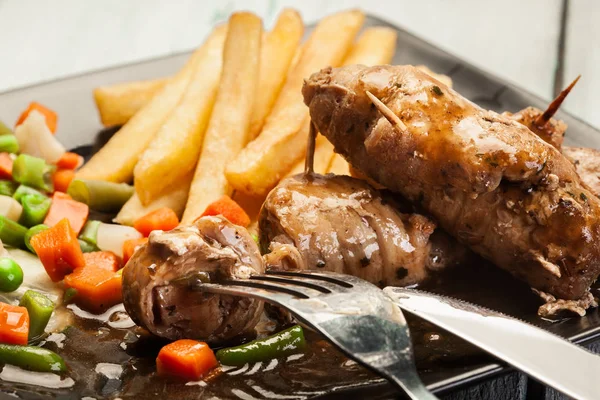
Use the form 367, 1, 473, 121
416, 65, 453, 88
225, 10, 365, 197
181, 12, 263, 224
94, 78, 168, 126
114, 173, 192, 226
248, 9, 303, 139
133, 25, 228, 204
328, 154, 351, 176
343, 27, 397, 66
76, 27, 225, 183
294, 27, 399, 178
286, 133, 335, 177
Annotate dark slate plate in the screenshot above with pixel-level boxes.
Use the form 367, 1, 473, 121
0, 13, 598, 400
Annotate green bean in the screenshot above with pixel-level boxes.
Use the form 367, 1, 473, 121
67, 179, 134, 212
19, 195, 52, 227
24, 224, 49, 253
216, 325, 306, 366
19, 290, 55, 340
79, 220, 100, 246
78, 238, 98, 253
12, 155, 55, 192
0, 258, 23, 292
0, 216, 28, 248
0, 180, 19, 197
0, 135, 19, 154
13, 185, 47, 203
0, 344, 66, 373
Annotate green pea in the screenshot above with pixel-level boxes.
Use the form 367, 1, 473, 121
0, 258, 23, 292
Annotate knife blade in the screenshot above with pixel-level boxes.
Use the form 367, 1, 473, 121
383, 287, 600, 400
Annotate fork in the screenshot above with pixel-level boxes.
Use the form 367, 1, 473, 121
197, 270, 437, 400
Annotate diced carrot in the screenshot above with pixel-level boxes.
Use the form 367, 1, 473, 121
44, 192, 89, 234
133, 207, 179, 237
122, 237, 148, 265
15, 102, 58, 134
56, 152, 83, 170
30, 218, 85, 282
0, 153, 13, 180
53, 169, 76, 193
156, 339, 218, 381
0, 303, 29, 345
81, 251, 121, 272
64, 251, 122, 313
200, 195, 250, 227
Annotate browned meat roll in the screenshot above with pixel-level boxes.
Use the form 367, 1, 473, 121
259, 173, 467, 287
303, 64, 600, 300
122, 216, 264, 343
503, 106, 566, 150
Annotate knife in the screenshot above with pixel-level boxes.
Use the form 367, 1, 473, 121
383, 287, 600, 400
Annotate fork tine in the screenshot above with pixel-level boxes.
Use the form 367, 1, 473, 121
250, 275, 331, 293
263, 271, 352, 293
197, 282, 303, 304
266, 270, 354, 288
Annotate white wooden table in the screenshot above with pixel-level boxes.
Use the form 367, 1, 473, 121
0, 0, 597, 128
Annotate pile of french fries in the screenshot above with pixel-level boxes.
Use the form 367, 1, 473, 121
80, 8, 452, 226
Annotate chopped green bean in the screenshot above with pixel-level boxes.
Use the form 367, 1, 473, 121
24, 224, 49, 253
13, 185, 47, 203
79, 220, 100, 246
0, 180, 19, 197
78, 238, 97, 253
19, 290, 55, 340
0, 344, 66, 373
0, 121, 12, 136
0, 258, 23, 292
67, 179, 134, 212
12, 155, 55, 192
19, 194, 52, 227
0, 215, 28, 248
216, 325, 306, 366
0, 135, 19, 154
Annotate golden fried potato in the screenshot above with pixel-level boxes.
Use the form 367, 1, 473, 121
328, 154, 351, 176
114, 173, 192, 226
77, 26, 227, 183
94, 78, 168, 126
225, 10, 365, 197
133, 25, 228, 204
343, 26, 397, 66
181, 12, 263, 224
416, 65, 453, 88
248, 9, 303, 139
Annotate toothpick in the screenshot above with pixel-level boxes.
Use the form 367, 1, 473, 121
304, 121, 317, 175
365, 91, 408, 135
535, 75, 581, 126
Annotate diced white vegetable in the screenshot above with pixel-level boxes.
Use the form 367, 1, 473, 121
96, 223, 142, 258
0, 195, 23, 221
14, 110, 66, 164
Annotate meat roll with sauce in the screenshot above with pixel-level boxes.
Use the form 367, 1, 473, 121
259, 173, 466, 287
303, 64, 600, 301
122, 216, 264, 343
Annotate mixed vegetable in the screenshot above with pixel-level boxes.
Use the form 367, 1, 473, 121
0, 102, 305, 385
